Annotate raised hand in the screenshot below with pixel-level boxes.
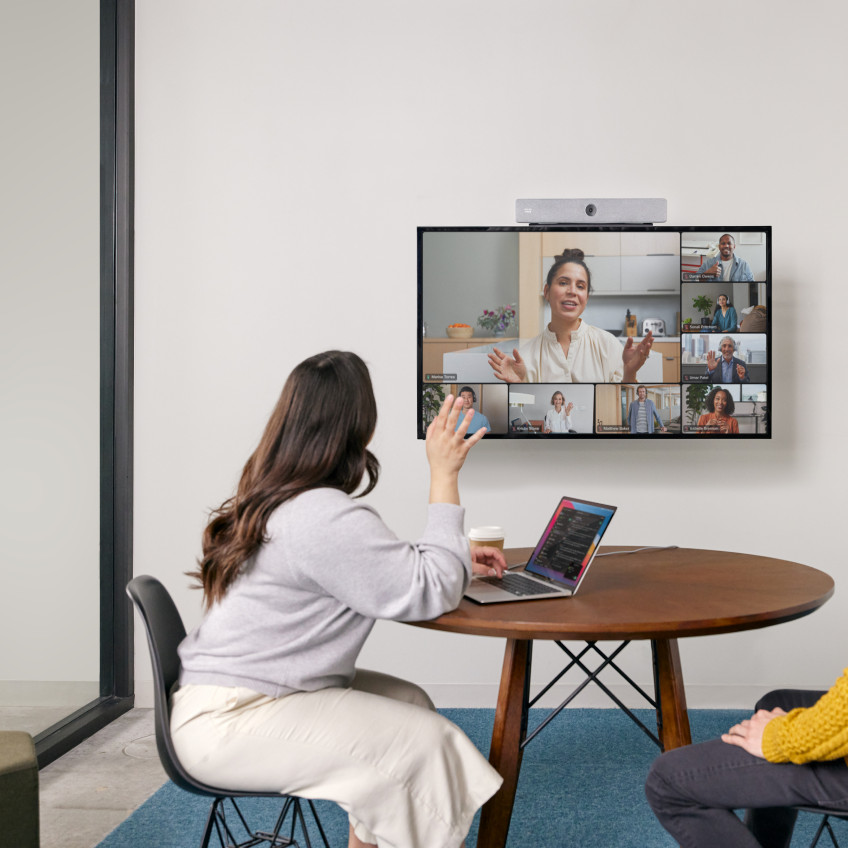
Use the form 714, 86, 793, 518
622, 330, 654, 382
425, 395, 485, 505
565, 402, 574, 415
706, 350, 718, 372
488, 347, 527, 383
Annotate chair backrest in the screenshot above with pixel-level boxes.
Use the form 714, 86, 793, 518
126, 575, 213, 796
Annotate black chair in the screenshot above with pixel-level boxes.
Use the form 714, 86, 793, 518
795, 806, 848, 847
127, 575, 331, 848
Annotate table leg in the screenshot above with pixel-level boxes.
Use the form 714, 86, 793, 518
652, 638, 691, 750
477, 638, 531, 848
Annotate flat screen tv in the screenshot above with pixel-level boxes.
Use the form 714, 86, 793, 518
417, 226, 771, 439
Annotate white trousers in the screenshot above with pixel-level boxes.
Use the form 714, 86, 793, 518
170, 670, 502, 848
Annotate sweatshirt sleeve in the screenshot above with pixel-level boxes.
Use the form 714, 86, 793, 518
761, 670, 848, 764
286, 490, 471, 622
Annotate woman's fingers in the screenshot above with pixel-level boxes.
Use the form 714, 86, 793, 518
436, 394, 455, 423
428, 394, 462, 439
446, 395, 465, 427
464, 426, 486, 447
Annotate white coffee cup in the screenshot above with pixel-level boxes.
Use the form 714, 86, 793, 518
468, 525, 505, 551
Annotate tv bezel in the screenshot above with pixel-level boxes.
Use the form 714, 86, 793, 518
417, 225, 772, 440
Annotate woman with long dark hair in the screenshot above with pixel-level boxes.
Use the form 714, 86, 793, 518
171, 351, 504, 848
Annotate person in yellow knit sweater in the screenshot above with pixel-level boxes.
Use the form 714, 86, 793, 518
645, 670, 848, 847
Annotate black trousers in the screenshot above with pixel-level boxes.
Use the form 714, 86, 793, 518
645, 690, 848, 848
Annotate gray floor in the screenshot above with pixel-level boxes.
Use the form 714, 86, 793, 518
39, 708, 167, 848
0, 706, 80, 736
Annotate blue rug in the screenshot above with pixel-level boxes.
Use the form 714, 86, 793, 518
97, 709, 847, 847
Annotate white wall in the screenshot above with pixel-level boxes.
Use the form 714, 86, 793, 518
133, 0, 848, 709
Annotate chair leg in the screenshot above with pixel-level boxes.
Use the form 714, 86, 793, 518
199, 800, 219, 848
199, 795, 330, 848
294, 802, 312, 848
809, 814, 841, 848
213, 799, 245, 847
823, 817, 840, 848
307, 800, 332, 848
263, 796, 296, 846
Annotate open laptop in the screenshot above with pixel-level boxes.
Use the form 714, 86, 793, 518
464, 496, 617, 604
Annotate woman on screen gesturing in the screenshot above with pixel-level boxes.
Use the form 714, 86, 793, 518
487, 249, 653, 384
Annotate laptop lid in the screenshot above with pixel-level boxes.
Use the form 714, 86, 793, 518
522, 496, 617, 593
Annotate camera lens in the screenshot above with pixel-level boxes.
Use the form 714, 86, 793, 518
585, 204, 597, 216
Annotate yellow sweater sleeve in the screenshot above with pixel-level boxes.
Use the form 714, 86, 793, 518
761, 669, 848, 764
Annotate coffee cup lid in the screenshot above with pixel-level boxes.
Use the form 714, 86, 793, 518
469, 525, 504, 541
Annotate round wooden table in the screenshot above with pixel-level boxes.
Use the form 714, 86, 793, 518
410, 546, 834, 848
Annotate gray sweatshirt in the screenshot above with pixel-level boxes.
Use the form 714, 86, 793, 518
178, 488, 470, 698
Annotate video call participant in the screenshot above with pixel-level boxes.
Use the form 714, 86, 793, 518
711, 294, 738, 332
487, 248, 654, 384
628, 385, 667, 434
696, 234, 754, 282
706, 337, 750, 383
172, 352, 504, 848
544, 391, 574, 433
454, 386, 489, 435
646, 670, 848, 848
697, 387, 739, 434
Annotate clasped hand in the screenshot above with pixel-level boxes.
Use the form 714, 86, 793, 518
721, 707, 786, 759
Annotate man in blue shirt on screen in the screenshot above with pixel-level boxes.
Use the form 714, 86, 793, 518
697, 234, 754, 281
455, 386, 490, 435
706, 337, 750, 383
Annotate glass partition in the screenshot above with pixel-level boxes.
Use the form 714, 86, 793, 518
0, 0, 133, 765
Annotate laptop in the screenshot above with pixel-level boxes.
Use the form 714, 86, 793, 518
464, 496, 617, 604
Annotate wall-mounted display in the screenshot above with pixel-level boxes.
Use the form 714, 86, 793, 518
418, 226, 771, 439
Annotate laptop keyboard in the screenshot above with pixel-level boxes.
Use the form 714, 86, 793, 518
479, 572, 559, 596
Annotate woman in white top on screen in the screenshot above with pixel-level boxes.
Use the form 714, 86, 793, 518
487, 248, 654, 384
543, 391, 574, 433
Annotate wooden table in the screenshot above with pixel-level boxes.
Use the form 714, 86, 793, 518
411, 546, 834, 848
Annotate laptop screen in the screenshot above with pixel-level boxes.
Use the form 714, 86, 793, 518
525, 497, 617, 590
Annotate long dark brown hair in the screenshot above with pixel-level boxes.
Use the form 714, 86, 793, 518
190, 351, 380, 607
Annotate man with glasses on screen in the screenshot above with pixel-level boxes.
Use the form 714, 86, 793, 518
697, 234, 754, 282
